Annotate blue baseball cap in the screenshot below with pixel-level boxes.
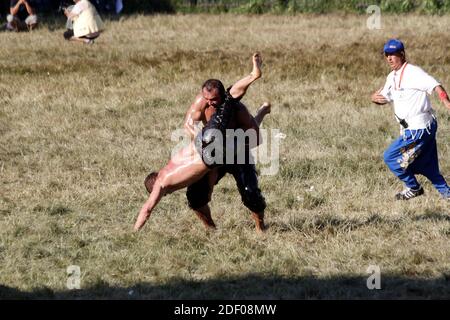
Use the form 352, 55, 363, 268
383, 39, 405, 54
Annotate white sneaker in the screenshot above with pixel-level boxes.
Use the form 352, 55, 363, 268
395, 187, 424, 200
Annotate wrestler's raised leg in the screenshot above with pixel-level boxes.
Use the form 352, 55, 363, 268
228, 52, 263, 99
251, 52, 263, 79
254, 102, 271, 126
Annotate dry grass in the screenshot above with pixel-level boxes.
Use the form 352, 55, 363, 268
1, 13, 450, 299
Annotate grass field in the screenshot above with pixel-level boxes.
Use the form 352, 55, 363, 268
1, 13, 450, 299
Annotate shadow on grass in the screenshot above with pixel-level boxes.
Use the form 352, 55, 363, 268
274, 210, 450, 234
274, 213, 400, 234
1, 273, 450, 299
413, 211, 450, 222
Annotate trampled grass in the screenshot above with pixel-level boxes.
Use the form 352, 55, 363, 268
1, 13, 450, 299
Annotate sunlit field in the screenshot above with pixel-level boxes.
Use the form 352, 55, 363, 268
1, 13, 450, 299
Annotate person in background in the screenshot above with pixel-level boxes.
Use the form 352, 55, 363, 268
63, 0, 104, 44
6, 0, 38, 32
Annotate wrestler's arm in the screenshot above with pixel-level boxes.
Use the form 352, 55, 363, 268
229, 52, 262, 100
184, 94, 207, 139
236, 103, 262, 147
254, 102, 271, 126
434, 85, 450, 110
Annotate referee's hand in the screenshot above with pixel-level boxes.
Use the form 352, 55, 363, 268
371, 88, 388, 105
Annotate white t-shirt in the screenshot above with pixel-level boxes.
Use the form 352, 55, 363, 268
380, 62, 440, 129
71, 1, 89, 16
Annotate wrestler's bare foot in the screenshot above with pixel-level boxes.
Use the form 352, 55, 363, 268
251, 52, 262, 80
194, 205, 217, 230
257, 102, 271, 116
195, 212, 217, 230
252, 212, 266, 233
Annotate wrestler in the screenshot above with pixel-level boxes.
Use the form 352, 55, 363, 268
134, 79, 263, 231
143, 53, 271, 232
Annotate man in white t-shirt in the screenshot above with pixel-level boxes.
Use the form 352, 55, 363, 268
372, 39, 450, 200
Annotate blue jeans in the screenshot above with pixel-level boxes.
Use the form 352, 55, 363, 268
383, 120, 450, 197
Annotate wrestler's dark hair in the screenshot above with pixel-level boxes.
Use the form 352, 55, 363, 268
144, 171, 158, 194
202, 79, 226, 101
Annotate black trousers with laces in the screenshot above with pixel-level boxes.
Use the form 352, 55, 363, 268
186, 162, 266, 214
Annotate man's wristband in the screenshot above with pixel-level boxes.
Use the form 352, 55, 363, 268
439, 90, 448, 101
